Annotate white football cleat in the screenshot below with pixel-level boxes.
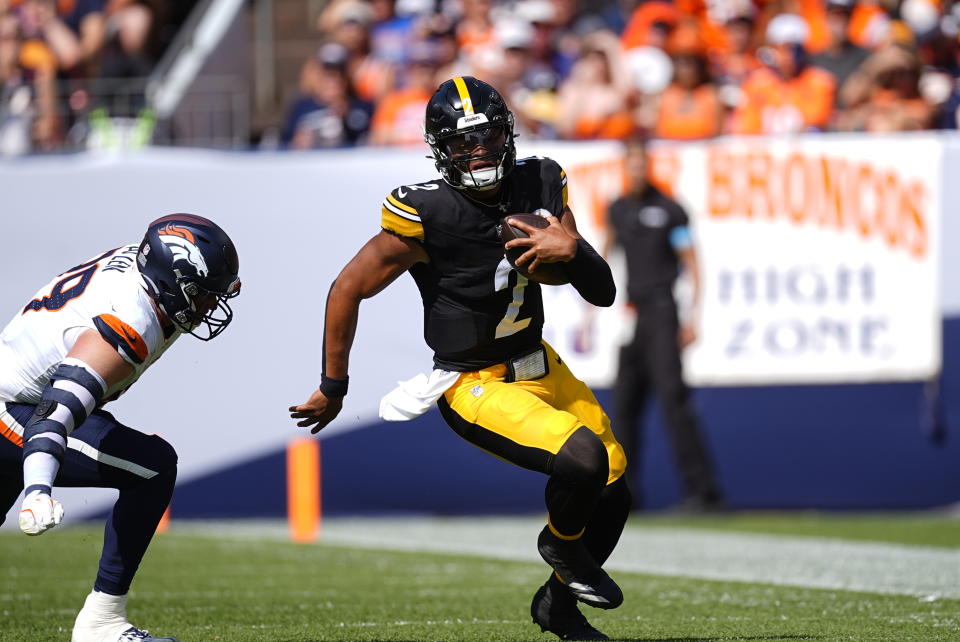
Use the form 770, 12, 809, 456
72, 591, 178, 642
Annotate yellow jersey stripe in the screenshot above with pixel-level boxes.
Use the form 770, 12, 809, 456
453, 77, 474, 116
386, 194, 419, 216
381, 207, 425, 240
383, 199, 420, 222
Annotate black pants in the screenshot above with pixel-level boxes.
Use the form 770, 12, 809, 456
1, 403, 177, 595
612, 292, 720, 508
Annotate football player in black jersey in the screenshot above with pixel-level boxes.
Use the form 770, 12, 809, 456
291, 76, 630, 641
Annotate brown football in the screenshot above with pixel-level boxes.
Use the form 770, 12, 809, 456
499, 213, 571, 286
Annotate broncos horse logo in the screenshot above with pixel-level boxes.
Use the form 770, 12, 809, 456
159, 224, 208, 277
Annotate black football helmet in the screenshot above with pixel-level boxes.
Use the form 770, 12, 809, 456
137, 213, 241, 341
424, 76, 516, 190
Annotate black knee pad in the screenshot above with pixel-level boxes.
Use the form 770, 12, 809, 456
553, 427, 609, 488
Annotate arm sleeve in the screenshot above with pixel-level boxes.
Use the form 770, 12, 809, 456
566, 238, 616, 307
21, 358, 106, 494
669, 225, 692, 250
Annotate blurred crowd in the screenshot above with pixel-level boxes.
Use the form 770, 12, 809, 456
3, 0, 960, 154
281, 0, 960, 148
0, 0, 187, 153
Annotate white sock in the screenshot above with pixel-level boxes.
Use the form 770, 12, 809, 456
72, 590, 132, 642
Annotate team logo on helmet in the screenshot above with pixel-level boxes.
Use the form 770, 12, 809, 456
158, 223, 208, 277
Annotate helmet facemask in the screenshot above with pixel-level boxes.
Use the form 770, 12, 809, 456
170, 275, 241, 341
436, 123, 512, 190
426, 104, 517, 190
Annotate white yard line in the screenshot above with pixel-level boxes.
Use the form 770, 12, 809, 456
172, 517, 960, 600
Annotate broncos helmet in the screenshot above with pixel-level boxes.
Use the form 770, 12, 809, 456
137, 214, 241, 341
424, 76, 516, 190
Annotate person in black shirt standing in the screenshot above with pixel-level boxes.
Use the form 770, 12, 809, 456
605, 138, 723, 513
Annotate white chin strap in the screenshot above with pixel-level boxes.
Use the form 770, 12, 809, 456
461, 166, 502, 189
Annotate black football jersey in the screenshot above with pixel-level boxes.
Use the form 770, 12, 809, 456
380, 157, 569, 371
608, 184, 689, 300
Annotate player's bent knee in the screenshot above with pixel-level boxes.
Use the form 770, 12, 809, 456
553, 427, 609, 488
150, 435, 179, 477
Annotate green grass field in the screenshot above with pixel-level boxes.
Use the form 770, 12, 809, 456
1, 513, 958, 641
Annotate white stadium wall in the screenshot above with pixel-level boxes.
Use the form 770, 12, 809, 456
1, 134, 958, 523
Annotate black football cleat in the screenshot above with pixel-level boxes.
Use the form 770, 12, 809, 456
531, 581, 610, 640
537, 526, 623, 609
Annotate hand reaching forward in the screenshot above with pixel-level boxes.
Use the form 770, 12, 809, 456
289, 389, 344, 434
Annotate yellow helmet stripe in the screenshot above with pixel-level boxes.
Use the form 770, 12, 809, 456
452, 77, 474, 116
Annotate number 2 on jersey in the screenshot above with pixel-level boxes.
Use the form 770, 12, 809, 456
494, 257, 531, 338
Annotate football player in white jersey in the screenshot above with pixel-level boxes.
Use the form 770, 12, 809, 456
0, 214, 240, 642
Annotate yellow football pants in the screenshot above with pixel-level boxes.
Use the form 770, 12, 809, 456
438, 341, 626, 485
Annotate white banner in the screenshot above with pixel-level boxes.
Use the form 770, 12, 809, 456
683, 135, 941, 384
549, 135, 943, 386
0, 136, 945, 525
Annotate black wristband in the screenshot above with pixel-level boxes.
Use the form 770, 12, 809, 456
319, 374, 349, 398
24, 484, 52, 497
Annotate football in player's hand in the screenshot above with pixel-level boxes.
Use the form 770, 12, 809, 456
499, 214, 571, 286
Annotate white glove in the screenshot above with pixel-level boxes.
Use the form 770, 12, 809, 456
19, 489, 64, 536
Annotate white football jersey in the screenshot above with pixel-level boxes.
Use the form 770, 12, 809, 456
0, 244, 180, 404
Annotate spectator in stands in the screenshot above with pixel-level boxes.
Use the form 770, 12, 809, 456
322, 1, 395, 104
731, 13, 836, 134
282, 42, 373, 149
621, 0, 680, 52
711, 8, 759, 122
1, 11, 32, 153
418, 11, 458, 73
812, 0, 871, 107
0, 6, 60, 151
368, 39, 438, 145
98, 0, 156, 78
556, 29, 635, 140
515, 0, 559, 80
491, 19, 534, 105
499, 16, 562, 140
846, 0, 893, 50
654, 21, 723, 140
17, 0, 83, 71
368, 0, 412, 66
490, 17, 560, 140
317, 0, 370, 34
456, 0, 495, 61
836, 41, 935, 131
58, 0, 106, 76
673, 0, 738, 57
546, 0, 598, 79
